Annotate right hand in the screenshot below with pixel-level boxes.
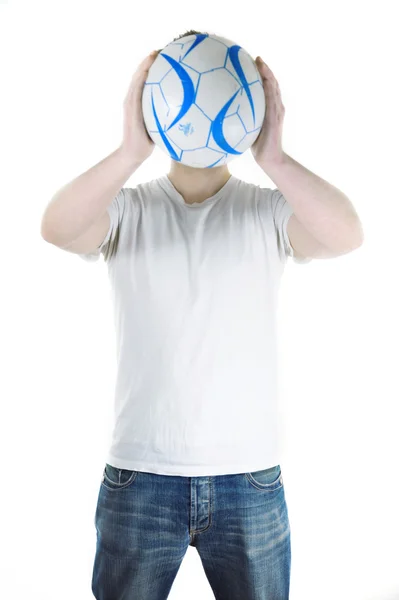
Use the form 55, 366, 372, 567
120, 50, 160, 165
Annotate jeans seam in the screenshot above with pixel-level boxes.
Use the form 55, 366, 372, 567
102, 469, 138, 491
244, 472, 283, 491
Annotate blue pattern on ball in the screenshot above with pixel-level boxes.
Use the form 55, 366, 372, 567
143, 33, 264, 168
159, 53, 196, 131
228, 45, 256, 127
211, 89, 242, 155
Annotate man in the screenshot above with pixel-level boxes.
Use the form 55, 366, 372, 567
41, 29, 363, 600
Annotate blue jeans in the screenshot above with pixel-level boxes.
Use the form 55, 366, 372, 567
92, 463, 291, 599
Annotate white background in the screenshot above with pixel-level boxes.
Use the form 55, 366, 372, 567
1, 1, 398, 599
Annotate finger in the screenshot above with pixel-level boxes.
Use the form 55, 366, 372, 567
130, 51, 159, 83
256, 58, 277, 82
138, 51, 159, 73
125, 52, 158, 103
256, 56, 272, 72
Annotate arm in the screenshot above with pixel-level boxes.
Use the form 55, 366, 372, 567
262, 153, 364, 259
41, 146, 141, 249
251, 57, 363, 259
40, 50, 159, 251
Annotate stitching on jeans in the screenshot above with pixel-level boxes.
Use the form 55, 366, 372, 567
190, 476, 213, 535
244, 471, 283, 491
102, 469, 138, 490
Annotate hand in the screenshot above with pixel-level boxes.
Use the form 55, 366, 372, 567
119, 50, 160, 164
251, 56, 286, 166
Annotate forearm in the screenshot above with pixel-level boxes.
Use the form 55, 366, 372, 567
260, 153, 364, 251
41, 146, 141, 247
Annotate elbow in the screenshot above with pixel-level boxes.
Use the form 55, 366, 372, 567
40, 220, 51, 242
341, 218, 364, 253
40, 217, 55, 243
351, 221, 365, 249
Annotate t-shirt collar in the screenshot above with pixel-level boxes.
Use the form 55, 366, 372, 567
158, 173, 236, 207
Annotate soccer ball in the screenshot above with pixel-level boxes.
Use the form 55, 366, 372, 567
142, 33, 266, 168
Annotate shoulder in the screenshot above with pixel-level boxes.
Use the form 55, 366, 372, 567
232, 177, 275, 214
126, 177, 169, 203
232, 176, 272, 198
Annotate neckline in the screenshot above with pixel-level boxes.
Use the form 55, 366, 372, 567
158, 173, 237, 207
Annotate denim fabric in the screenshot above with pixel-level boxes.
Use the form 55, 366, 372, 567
92, 463, 291, 599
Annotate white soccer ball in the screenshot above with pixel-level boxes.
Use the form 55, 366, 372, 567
142, 33, 266, 168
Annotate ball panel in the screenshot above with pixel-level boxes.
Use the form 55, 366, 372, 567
180, 37, 228, 73
157, 43, 185, 63
160, 63, 199, 109
174, 34, 198, 46
180, 146, 227, 168
237, 80, 266, 131
142, 84, 169, 131
234, 128, 262, 153
195, 69, 241, 120
206, 130, 221, 153
159, 66, 197, 129
210, 35, 235, 48
224, 54, 243, 87
149, 131, 182, 161
166, 104, 211, 151
222, 113, 247, 148
146, 56, 173, 84
234, 49, 260, 83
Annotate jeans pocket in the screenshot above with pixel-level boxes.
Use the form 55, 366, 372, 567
102, 463, 138, 491
245, 464, 283, 491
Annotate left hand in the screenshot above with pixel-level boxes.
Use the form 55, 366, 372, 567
251, 56, 286, 166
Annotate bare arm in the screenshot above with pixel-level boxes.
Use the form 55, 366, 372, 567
40, 147, 141, 251
40, 50, 159, 254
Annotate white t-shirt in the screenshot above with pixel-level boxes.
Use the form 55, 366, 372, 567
78, 174, 311, 476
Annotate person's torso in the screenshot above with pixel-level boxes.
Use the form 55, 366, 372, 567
101, 174, 289, 475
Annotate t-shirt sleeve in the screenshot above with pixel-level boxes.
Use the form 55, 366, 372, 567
77, 188, 126, 263
269, 188, 312, 264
